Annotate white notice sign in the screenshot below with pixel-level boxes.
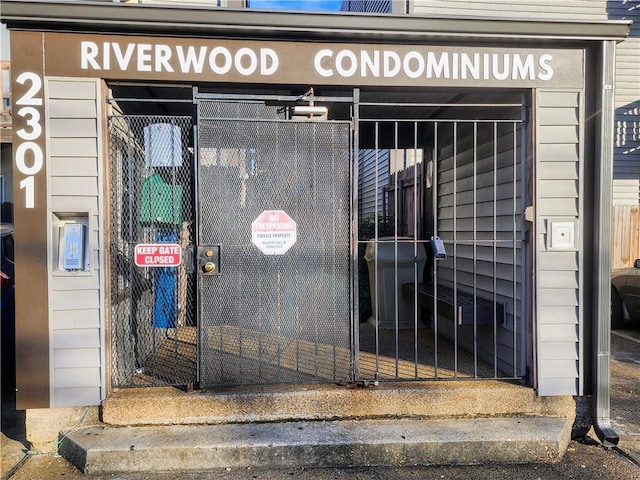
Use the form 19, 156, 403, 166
251, 210, 297, 255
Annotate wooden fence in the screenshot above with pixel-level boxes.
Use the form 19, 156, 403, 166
612, 205, 640, 269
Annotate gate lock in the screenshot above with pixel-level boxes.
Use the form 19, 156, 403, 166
197, 246, 221, 275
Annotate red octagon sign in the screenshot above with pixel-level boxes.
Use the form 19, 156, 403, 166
251, 210, 297, 255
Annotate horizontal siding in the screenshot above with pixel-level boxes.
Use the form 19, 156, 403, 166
48, 79, 100, 99
539, 270, 578, 289
54, 387, 101, 407
52, 274, 100, 291
535, 89, 582, 396
539, 342, 579, 360
51, 289, 100, 311
54, 368, 101, 388
359, 149, 390, 218
412, 1, 608, 19
53, 329, 101, 349
48, 99, 97, 118
613, 4, 640, 204
538, 288, 578, 306
536, 180, 578, 198
47, 78, 103, 407
538, 251, 579, 271
537, 378, 579, 396
538, 324, 579, 343
49, 157, 99, 177
538, 306, 579, 324
50, 177, 99, 196
538, 162, 578, 180
49, 138, 98, 157
50, 196, 100, 212
54, 348, 101, 368
49, 118, 98, 138
537, 144, 579, 162
52, 309, 100, 330
537, 198, 578, 216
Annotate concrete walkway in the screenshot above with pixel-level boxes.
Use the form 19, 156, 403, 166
0, 433, 26, 479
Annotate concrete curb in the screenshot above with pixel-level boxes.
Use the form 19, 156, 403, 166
102, 382, 575, 426
59, 417, 573, 474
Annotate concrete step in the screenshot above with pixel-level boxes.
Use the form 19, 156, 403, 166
60, 416, 573, 474
102, 381, 575, 426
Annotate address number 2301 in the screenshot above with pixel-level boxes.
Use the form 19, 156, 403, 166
15, 72, 44, 209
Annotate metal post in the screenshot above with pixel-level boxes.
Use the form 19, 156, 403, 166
592, 40, 619, 448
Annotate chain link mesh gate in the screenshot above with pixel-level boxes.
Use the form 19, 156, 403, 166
195, 94, 353, 387
108, 115, 197, 388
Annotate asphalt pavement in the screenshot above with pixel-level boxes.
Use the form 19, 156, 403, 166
2, 324, 639, 480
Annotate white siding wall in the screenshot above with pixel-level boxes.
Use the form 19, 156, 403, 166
535, 90, 582, 396
47, 78, 104, 407
412, 0, 608, 19
412, 0, 640, 205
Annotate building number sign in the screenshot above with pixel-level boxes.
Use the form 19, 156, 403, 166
15, 72, 45, 209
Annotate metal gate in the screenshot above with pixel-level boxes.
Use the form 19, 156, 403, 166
107, 88, 528, 389
108, 115, 197, 388
355, 91, 527, 382
194, 92, 353, 387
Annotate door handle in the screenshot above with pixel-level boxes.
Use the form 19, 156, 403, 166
198, 246, 221, 275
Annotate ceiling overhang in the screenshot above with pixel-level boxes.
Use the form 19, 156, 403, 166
1, 0, 632, 44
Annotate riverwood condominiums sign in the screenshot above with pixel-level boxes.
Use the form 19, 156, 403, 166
43, 33, 584, 88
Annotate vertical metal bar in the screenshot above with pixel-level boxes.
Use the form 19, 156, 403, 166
413, 121, 419, 379
520, 97, 528, 379
374, 119, 380, 380
192, 87, 202, 386
394, 121, 399, 380
352, 90, 360, 381
493, 121, 498, 378
512, 121, 518, 377
473, 121, 479, 378
452, 121, 458, 378
432, 121, 439, 378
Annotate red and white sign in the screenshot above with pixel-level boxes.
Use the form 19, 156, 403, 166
134, 243, 182, 267
251, 210, 297, 255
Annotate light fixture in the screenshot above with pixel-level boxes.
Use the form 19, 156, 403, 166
291, 87, 328, 120
292, 105, 328, 117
